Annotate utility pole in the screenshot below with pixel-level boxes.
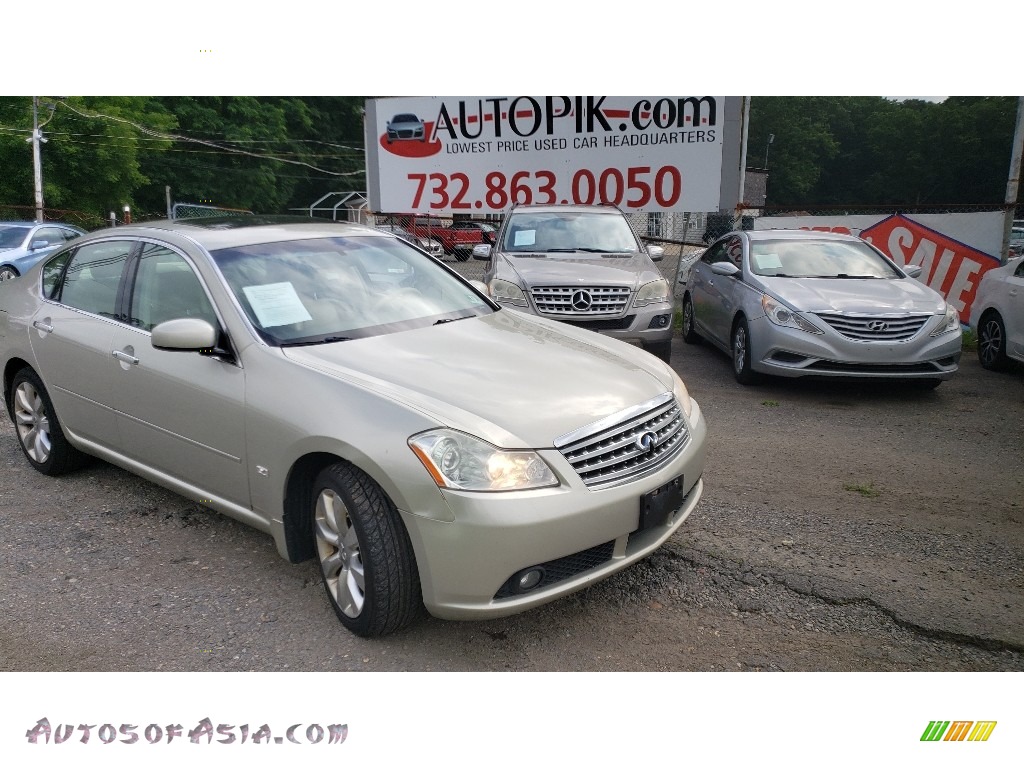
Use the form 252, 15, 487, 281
29, 96, 46, 222
1002, 96, 1024, 265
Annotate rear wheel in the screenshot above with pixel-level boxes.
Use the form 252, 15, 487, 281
10, 368, 89, 475
732, 318, 760, 385
977, 311, 1008, 371
312, 463, 422, 637
681, 295, 701, 344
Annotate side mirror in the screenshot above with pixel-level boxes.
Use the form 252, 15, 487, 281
902, 264, 923, 279
30, 240, 50, 251
647, 245, 664, 262
152, 318, 218, 351
472, 243, 492, 260
710, 261, 741, 277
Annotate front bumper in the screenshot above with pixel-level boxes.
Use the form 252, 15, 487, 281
400, 398, 707, 620
502, 298, 676, 345
748, 316, 963, 379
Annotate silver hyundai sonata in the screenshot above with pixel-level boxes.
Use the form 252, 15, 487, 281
0, 217, 706, 636
681, 229, 962, 387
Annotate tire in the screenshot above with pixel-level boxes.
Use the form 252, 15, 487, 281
977, 311, 1008, 371
731, 317, 760, 385
642, 340, 672, 364
10, 368, 89, 475
455, 251, 471, 262
681, 295, 701, 344
312, 462, 422, 637
0, 265, 19, 281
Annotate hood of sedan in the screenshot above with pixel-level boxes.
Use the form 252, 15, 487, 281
503, 253, 659, 288
761, 276, 945, 315
281, 310, 674, 448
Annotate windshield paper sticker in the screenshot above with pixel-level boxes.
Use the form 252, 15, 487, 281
242, 282, 313, 328
513, 229, 536, 247
754, 253, 783, 270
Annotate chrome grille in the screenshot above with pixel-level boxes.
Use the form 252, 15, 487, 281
554, 394, 688, 489
531, 286, 631, 315
814, 313, 930, 341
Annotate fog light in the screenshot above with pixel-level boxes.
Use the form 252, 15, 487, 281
515, 568, 545, 592
648, 314, 670, 329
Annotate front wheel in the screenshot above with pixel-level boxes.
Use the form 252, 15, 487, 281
0, 265, 19, 281
10, 368, 89, 475
312, 463, 422, 637
732, 318, 760, 385
681, 295, 701, 344
977, 311, 1008, 371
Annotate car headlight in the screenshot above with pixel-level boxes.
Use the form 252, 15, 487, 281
761, 295, 823, 334
633, 278, 670, 307
930, 304, 960, 336
670, 370, 693, 420
410, 430, 558, 492
490, 279, 528, 307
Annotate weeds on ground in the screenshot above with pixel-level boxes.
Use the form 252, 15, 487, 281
843, 481, 881, 498
761, 400, 779, 407
961, 328, 977, 351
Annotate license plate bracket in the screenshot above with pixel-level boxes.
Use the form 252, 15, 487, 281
638, 475, 684, 531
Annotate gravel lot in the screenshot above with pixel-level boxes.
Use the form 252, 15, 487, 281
1, 252, 1022, 672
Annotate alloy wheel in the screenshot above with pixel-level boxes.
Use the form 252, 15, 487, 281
979, 319, 1002, 367
14, 381, 51, 463
314, 488, 365, 618
733, 325, 748, 375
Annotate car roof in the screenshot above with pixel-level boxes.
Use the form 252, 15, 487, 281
732, 228, 863, 243
71, 216, 385, 250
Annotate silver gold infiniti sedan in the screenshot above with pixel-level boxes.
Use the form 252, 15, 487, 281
0, 217, 706, 637
681, 229, 962, 387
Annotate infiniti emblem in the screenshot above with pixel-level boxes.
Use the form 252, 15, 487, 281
635, 430, 658, 454
867, 320, 890, 332
570, 289, 593, 311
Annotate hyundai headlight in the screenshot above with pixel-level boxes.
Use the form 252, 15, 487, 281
761, 295, 823, 334
930, 304, 960, 336
490, 279, 528, 307
634, 278, 670, 307
409, 430, 558, 492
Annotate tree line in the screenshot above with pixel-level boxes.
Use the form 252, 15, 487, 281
0, 96, 1019, 226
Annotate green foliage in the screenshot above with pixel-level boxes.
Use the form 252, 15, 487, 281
843, 481, 881, 498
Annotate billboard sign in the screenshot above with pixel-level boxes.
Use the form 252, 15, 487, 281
364, 97, 732, 215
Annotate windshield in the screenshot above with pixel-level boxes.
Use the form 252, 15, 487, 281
502, 211, 639, 255
0, 225, 30, 249
749, 239, 902, 278
211, 236, 492, 346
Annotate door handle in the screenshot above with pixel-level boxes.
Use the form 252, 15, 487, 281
112, 350, 139, 366
32, 320, 53, 333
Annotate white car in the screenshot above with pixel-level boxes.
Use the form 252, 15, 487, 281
971, 256, 1024, 370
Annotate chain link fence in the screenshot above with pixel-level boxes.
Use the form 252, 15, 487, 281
0, 204, 106, 230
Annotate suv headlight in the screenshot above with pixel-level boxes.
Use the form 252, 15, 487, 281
761, 295, 823, 334
930, 304, 960, 336
633, 278, 670, 307
490, 279, 528, 307
409, 430, 558, 492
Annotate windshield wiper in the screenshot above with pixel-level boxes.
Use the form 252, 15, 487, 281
434, 315, 475, 326
830, 274, 879, 279
279, 336, 353, 347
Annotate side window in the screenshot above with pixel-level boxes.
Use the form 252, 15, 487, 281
128, 244, 218, 331
61, 227, 83, 242
1015, 260, 1024, 278
41, 251, 73, 298
701, 241, 729, 265
58, 241, 132, 318
32, 227, 66, 249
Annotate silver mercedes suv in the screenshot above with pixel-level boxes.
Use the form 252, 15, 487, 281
474, 204, 675, 361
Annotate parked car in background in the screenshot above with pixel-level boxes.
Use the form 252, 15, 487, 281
473, 204, 674, 362
450, 220, 498, 245
374, 224, 443, 258
970, 255, 1024, 370
385, 113, 426, 143
0, 217, 707, 637
398, 215, 483, 261
0, 221, 86, 281
1008, 226, 1024, 259
681, 229, 962, 387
